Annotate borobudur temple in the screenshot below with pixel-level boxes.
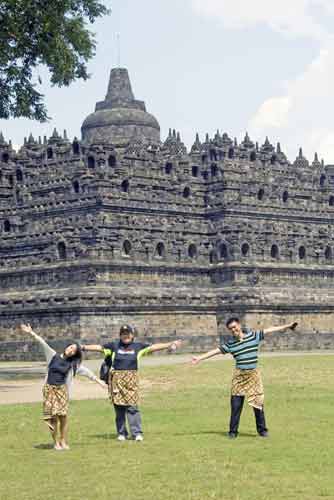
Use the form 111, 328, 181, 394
1, 67, 334, 359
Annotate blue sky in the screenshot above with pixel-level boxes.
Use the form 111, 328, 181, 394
1, 0, 334, 163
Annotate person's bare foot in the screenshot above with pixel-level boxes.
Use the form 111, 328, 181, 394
60, 442, 70, 450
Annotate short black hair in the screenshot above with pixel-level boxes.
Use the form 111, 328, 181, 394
119, 324, 134, 335
225, 317, 240, 328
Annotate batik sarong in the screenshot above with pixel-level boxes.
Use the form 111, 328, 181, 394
42, 383, 69, 419
109, 370, 139, 406
231, 368, 264, 410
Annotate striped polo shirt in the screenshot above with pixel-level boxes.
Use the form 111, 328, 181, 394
219, 329, 264, 370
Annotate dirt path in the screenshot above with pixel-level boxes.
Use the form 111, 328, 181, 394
1, 351, 334, 406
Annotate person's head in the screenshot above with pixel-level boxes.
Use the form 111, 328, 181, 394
225, 317, 242, 339
119, 324, 135, 344
63, 342, 82, 374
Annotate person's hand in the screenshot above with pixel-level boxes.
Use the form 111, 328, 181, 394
170, 339, 182, 351
191, 356, 201, 366
96, 378, 107, 389
20, 323, 33, 334
289, 322, 298, 331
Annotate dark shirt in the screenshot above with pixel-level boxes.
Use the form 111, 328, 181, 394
47, 354, 73, 385
103, 340, 151, 371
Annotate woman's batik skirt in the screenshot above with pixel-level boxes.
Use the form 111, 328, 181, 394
42, 383, 69, 420
108, 370, 139, 406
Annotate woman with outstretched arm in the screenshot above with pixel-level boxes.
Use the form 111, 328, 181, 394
82, 324, 182, 441
20, 323, 105, 450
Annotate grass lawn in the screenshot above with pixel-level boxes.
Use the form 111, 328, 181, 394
0, 355, 333, 500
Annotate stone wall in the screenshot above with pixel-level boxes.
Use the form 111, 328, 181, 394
217, 306, 334, 351
1, 68, 334, 360
0, 310, 217, 360
0, 312, 80, 361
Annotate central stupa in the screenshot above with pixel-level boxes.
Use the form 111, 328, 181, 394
81, 67, 160, 145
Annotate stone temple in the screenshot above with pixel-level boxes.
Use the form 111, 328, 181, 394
1, 67, 334, 359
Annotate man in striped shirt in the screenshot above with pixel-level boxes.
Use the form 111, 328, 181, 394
192, 317, 298, 439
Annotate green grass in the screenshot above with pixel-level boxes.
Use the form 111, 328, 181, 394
1, 356, 334, 500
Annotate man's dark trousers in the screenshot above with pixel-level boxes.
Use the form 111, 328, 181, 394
229, 395, 268, 435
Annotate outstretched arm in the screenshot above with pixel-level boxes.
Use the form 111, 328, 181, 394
20, 323, 56, 363
191, 348, 222, 365
147, 339, 182, 354
81, 344, 104, 353
76, 365, 106, 389
263, 321, 298, 334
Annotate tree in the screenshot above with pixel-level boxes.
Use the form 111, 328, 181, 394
0, 0, 110, 121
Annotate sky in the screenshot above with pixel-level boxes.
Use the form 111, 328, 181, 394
1, 0, 334, 163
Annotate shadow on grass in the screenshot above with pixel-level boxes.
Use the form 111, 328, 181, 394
173, 430, 226, 437
233, 432, 259, 438
170, 431, 258, 438
34, 443, 54, 450
90, 430, 259, 440
89, 433, 117, 440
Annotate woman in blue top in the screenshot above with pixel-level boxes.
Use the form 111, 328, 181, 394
20, 323, 105, 450
192, 317, 298, 439
82, 324, 182, 441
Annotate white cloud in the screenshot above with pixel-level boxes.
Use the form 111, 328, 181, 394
317, 132, 334, 161
192, 0, 333, 41
251, 97, 291, 129
249, 39, 334, 161
192, 0, 334, 162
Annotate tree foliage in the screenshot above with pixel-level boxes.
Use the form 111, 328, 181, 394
0, 0, 109, 121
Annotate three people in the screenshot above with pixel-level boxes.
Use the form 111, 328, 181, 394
19, 323, 105, 450
19, 318, 299, 446
81, 324, 182, 441
192, 317, 298, 438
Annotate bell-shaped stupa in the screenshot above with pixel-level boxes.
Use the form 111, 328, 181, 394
81, 67, 160, 145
